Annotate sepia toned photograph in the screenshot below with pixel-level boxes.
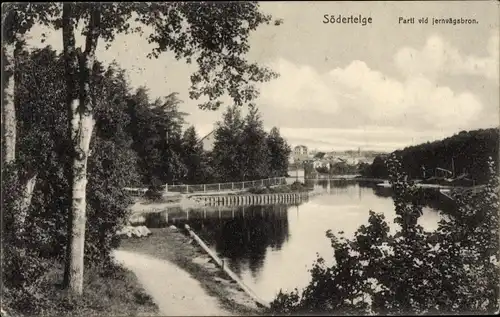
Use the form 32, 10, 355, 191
1, 1, 499, 316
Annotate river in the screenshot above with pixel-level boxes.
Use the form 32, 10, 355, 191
143, 179, 453, 303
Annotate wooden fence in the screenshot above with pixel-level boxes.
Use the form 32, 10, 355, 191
124, 177, 288, 197
165, 177, 287, 193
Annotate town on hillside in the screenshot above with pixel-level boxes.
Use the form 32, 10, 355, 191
289, 144, 387, 176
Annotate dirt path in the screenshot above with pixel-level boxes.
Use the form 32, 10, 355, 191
112, 249, 231, 316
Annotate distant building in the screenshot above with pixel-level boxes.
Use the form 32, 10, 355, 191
312, 158, 331, 169
199, 130, 216, 152
293, 145, 309, 163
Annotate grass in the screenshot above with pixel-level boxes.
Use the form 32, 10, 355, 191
134, 194, 181, 205
247, 181, 309, 194
119, 227, 265, 316
3, 261, 159, 317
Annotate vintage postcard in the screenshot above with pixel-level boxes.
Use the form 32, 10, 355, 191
1, 1, 499, 316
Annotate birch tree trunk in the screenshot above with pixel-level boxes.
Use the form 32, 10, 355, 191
2, 40, 17, 165
62, 3, 100, 296
2, 31, 38, 233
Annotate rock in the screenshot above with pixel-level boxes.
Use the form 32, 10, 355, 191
192, 256, 211, 265
168, 225, 178, 230
137, 226, 151, 237
116, 225, 151, 238
214, 277, 231, 284
204, 262, 217, 270
131, 226, 141, 237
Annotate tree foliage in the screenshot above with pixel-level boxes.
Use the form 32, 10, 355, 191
2, 0, 282, 297
2, 0, 283, 308
270, 154, 499, 315
361, 129, 499, 184
181, 126, 207, 184
241, 105, 271, 180
2, 47, 141, 312
126, 88, 188, 185
211, 105, 291, 182
212, 105, 246, 182
267, 127, 292, 178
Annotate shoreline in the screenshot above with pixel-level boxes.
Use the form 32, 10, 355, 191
184, 224, 270, 309
128, 184, 313, 215
119, 227, 266, 316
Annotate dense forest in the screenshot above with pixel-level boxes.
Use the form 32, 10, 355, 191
7, 46, 292, 188
361, 128, 499, 184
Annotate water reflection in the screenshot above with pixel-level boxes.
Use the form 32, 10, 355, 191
191, 205, 289, 276
139, 179, 454, 302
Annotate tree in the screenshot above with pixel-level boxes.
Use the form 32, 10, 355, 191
181, 126, 205, 184
267, 127, 291, 177
2, 47, 141, 313
40, 2, 280, 295
1, 3, 54, 237
270, 154, 499, 315
212, 105, 245, 182
241, 105, 270, 180
1, 3, 52, 164
126, 89, 188, 185
313, 152, 326, 159
361, 128, 498, 184
3, 2, 280, 296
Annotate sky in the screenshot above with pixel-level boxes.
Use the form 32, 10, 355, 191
25, 1, 499, 152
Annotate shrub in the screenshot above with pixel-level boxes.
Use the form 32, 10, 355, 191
145, 188, 164, 201
290, 181, 306, 192
270, 155, 499, 315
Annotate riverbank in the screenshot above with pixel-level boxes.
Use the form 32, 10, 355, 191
128, 183, 308, 214
119, 227, 265, 316
129, 195, 203, 214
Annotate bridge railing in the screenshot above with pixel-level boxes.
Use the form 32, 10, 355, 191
165, 177, 287, 194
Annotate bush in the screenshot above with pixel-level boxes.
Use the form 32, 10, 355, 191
248, 186, 271, 194
144, 187, 164, 201
290, 181, 306, 192
270, 155, 499, 315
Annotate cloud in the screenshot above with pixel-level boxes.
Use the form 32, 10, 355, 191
259, 59, 342, 114
394, 32, 499, 81
24, 24, 494, 151
276, 126, 456, 152
259, 54, 484, 131
332, 63, 482, 129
